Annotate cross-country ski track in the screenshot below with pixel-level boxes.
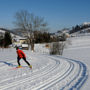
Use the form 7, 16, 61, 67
0, 50, 88, 90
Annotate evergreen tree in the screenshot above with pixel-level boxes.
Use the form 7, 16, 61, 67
4, 31, 12, 48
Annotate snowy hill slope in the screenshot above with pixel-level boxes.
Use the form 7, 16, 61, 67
0, 35, 89, 90
70, 27, 90, 37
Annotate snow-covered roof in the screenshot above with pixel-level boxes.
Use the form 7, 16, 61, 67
22, 44, 28, 47
83, 22, 90, 25
0, 30, 5, 33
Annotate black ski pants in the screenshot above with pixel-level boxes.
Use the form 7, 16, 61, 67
17, 57, 30, 66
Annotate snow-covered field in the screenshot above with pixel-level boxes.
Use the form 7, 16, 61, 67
0, 35, 89, 90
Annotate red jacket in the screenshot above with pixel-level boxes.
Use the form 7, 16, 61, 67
17, 49, 26, 58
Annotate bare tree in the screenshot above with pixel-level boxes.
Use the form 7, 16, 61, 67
13, 10, 48, 51
50, 42, 65, 55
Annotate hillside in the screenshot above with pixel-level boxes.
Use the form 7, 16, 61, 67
69, 22, 90, 35
0, 28, 18, 36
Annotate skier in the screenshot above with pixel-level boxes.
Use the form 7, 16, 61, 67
16, 47, 32, 69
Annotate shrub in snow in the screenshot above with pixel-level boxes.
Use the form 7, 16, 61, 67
50, 42, 65, 55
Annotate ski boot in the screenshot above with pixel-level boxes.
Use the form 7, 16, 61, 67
16, 65, 22, 68
29, 65, 32, 69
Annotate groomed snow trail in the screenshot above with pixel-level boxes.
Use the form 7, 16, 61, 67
0, 49, 88, 90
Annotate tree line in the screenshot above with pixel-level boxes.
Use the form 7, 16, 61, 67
69, 24, 90, 34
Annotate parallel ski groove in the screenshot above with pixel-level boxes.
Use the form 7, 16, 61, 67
0, 53, 88, 90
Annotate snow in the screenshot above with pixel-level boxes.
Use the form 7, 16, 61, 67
63, 36, 90, 90
0, 35, 89, 90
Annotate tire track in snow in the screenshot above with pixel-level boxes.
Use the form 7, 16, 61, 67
17, 58, 70, 90
3, 56, 71, 90
31, 56, 74, 90
0, 54, 88, 90
47, 57, 88, 90
29, 56, 88, 90
0, 56, 60, 89
0, 53, 54, 81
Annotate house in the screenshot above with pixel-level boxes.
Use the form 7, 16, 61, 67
12, 36, 29, 50
21, 44, 29, 50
